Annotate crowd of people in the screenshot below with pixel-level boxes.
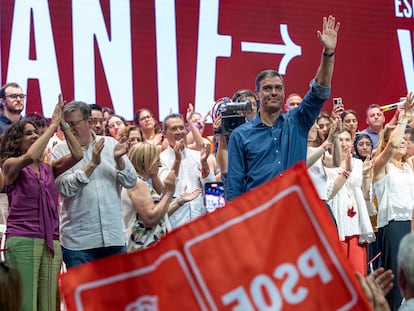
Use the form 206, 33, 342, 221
0, 15, 412, 311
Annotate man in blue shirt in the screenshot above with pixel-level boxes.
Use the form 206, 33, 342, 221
360, 104, 385, 149
0, 82, 25, 134
226, 15, 340, 201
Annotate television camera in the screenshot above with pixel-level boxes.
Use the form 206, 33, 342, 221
212, 97, 252, 135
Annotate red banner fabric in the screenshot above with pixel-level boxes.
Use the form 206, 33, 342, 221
60, 162, 371, 311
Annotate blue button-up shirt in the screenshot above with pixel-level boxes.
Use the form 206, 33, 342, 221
226, 80, 330, 201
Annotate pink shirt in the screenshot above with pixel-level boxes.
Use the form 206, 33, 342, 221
6, 163, 59, 255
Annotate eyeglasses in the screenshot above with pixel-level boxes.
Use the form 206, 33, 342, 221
67, 119, 86, 128
90, 118, 104, 124
139, 115, 152, 122
5, 94, 26, 100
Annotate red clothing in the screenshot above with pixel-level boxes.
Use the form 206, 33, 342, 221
340, 235, 367, 276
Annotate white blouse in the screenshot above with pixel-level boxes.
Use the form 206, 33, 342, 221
326, 158, 375, 243
373, 162, 414, 228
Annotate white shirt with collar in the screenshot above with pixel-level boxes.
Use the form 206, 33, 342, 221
51, 134, 137, 250
159, 146, 215, 228
399, 298, 414, 310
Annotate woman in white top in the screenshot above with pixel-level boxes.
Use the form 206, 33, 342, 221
326, 128, 375, 276
372, 92, 414, 310
307, 116, 341, 227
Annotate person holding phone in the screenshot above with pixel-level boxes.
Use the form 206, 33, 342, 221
331, 97, 345, 119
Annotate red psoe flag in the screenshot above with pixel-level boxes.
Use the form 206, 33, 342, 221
60, 162, 371, 311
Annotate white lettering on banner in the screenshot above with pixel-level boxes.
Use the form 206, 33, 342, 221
222, 287, 255, 311
221, 245, 332, 310
72, 0, 133, 118
125, 295, 159, 311
7, 0, 62, 116
3, 0, 303, 120
241, 24, 302, 75
395, 0, 403, 17
397, 29, 414, 92
273, 264, 307, 304
250, 275, 283, 310
194, 0, 232, 116
14, 2, 414, 121
155, 0, 179, 120
395, 0, 414, 18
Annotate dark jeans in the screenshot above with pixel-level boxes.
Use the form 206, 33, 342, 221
62, 245, 127, 268
378, 220, 411, 311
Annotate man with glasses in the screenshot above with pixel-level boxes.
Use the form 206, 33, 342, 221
88, 103, 105, 135
0, 82, 25, 134
51, 101, 136, 268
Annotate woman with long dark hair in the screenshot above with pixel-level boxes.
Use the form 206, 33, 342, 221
354, 133, 373, 162
0, 96, 82, 311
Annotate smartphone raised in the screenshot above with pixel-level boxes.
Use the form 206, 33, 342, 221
333, 97, 343, 107
203, 182, 225, 212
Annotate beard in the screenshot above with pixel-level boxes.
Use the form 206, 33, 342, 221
5, 103, 23, 114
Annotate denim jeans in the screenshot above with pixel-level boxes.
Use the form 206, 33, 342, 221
62, 245, 126, 268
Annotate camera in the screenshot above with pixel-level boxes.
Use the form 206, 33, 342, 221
212, 97, 252, 135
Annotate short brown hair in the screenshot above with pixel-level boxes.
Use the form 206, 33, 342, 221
0, 82, 21, 99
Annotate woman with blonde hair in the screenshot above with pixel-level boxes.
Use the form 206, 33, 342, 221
121, 143, 200, 251
372, 92, 414, 310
